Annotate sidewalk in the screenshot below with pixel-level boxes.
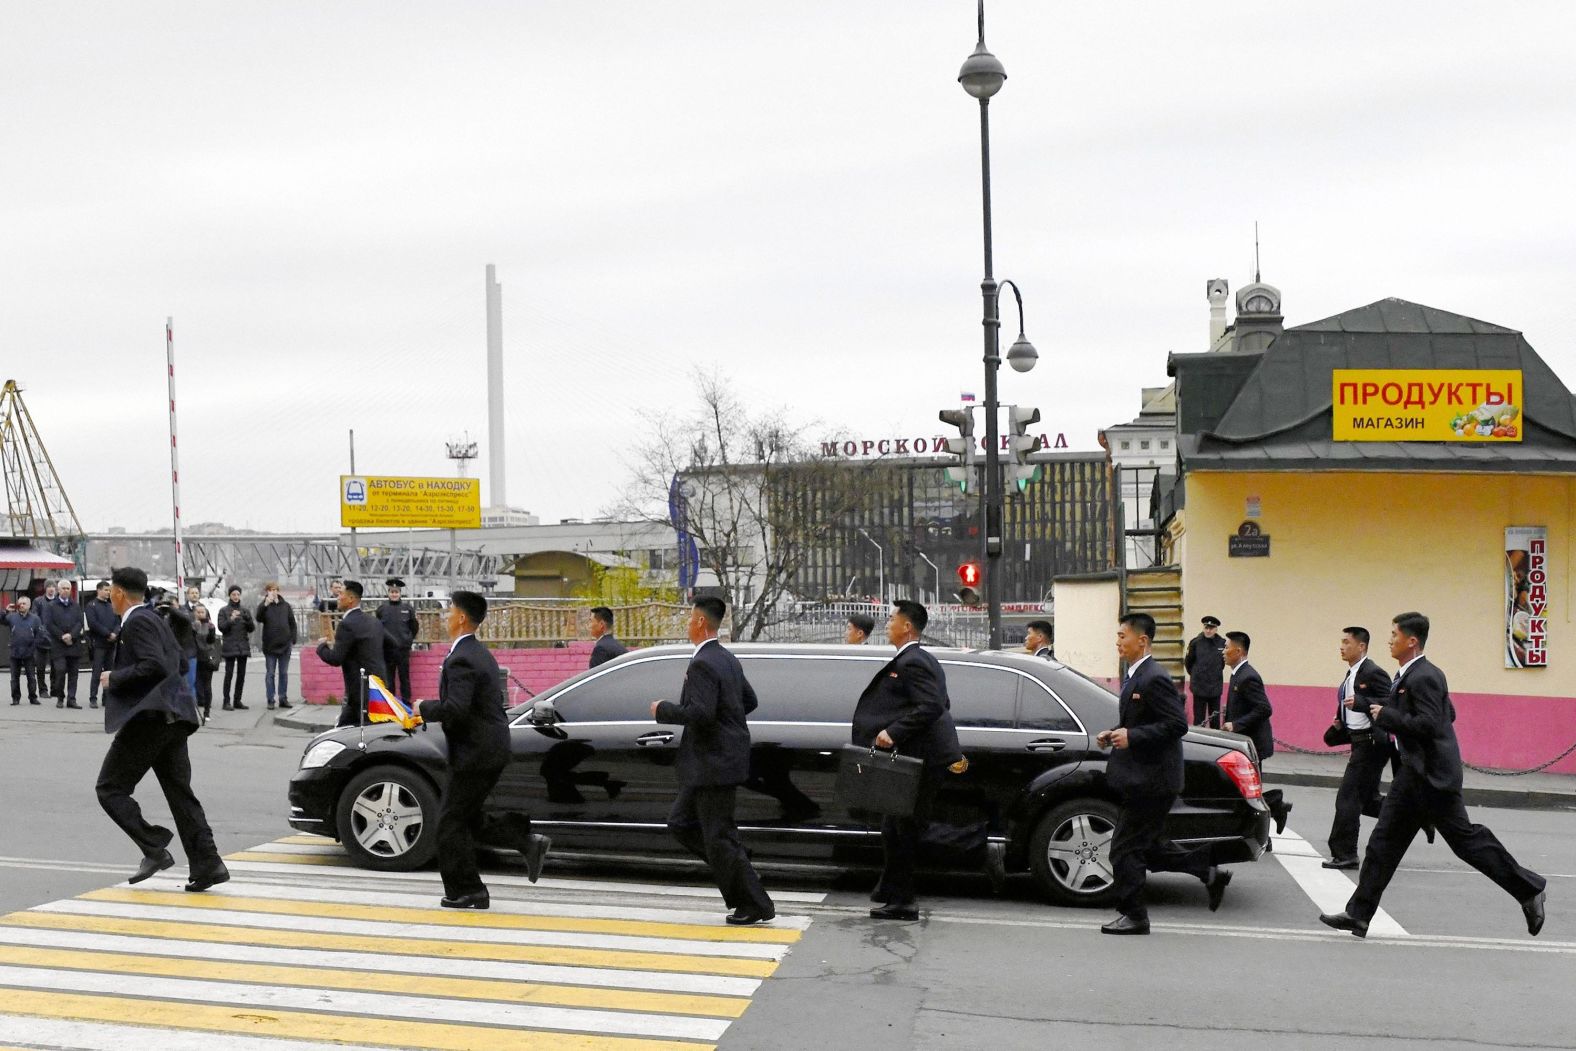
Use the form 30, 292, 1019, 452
274, 704, 1576, 810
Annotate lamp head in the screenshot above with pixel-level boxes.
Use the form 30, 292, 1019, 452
958, 41, 1006, 99
1006, 334, 1039, 373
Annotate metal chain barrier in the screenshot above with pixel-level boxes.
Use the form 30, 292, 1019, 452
1271, 735, 1576, 776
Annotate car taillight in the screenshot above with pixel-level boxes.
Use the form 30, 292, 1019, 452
1217, 750, 1263, 799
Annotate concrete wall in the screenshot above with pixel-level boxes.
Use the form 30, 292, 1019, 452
300, 641, 597, 705
1179, 470, 1576, 772
1052, 576, 1122, 680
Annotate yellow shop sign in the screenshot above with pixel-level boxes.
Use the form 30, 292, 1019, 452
1332, 369, 1523, 442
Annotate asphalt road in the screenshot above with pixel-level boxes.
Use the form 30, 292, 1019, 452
3, 707, 1573, 1050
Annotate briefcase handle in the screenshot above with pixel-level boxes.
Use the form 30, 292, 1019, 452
868, 745, 903, 763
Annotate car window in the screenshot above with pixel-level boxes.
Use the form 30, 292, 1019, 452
554, 657, 688, 722
1018, 679, 1081, 731
739, 655, 881, 723
940, 663, 1018, 729
1042, 666, 1118, 727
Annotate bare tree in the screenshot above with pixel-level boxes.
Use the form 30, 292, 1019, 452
617, 371, 902, 641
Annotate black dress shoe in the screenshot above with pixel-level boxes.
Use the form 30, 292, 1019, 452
65, 700, 81, 709
1273, 801, 1294, 835
1318, 911, 1369, 938
129, 849, 174, 884
869, 904, 920, 921
56, 699, 64, 708
233, 702, 249, 710
89, 700, 99, 709
185, 863, 231, 893
277, 699, 293, 709
1321, 856, 1360, 870
1205, 866, 1232, 912
1423, 822, 1436, 845
440, 892, 490, 909
1523, 890, 1546, 937
523, 834, 551, 884
1101, 914, 1151, 935
726, 908, 776, 926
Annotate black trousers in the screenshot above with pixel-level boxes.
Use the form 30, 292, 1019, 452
1191, 686, 1222, 727
874, 764, 945, 908
195, 665, 216, 714
667, 784, 773, 916
1111, 793, 1213, 921
10, 659, 37, 701
96, 714, 221, 867
223, 656, 247, 703
35, 650, 52, 697
1327, 734, 1391, 860
436, 761, 507, 899
50, 653, 80, 700
89, 644, 114, 703
385, 647, 413, 700
1346, 768, 1546, 923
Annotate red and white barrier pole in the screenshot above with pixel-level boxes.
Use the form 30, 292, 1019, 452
167, 317, 184, 593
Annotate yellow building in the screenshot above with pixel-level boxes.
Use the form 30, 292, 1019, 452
1164, 298, 1576, 772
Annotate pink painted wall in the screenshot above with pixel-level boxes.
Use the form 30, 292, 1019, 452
300, 642, 598, 707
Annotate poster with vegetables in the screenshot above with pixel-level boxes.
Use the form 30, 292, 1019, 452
1332, 369, 1523, 442
1505, 526, 1548, 669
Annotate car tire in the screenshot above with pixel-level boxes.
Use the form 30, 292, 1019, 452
335, 765, 440, 871
1028, 798, 1122, 907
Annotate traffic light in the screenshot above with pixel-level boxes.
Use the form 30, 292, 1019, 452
1007, 405, 1041, 494
938, 408, 976, 493
956, 560, 983, 606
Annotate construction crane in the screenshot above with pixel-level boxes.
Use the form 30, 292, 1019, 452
0, 379, 85, 561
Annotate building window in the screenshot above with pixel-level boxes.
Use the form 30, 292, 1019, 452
1120, 440, 1131, 450
1160, 440, 1170, 450
1140, 440, 1151, 450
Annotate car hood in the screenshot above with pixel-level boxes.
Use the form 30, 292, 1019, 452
310, 723, 449, 761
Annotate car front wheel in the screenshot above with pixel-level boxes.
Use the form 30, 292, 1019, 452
335, 765, 439, 871
1028, 798, 1121, 907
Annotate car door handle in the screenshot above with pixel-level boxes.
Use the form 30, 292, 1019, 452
1025, 738, 1067, 752
637, 731, 675, 746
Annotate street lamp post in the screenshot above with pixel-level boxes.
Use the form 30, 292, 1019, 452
960, 0, 1036, 650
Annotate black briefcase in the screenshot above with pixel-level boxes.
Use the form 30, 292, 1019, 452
835, 744, 923, 817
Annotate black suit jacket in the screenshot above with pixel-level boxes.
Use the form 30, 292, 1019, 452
1374, 656, 1464, 793
851, 644, 963, 767
1337, 656, 1392, 725
103, 606, 200, 734
422, 635, 509, 772
590, 634, 628, 668
1184, 633, 1226, 694
316, 607, 388, 708
1225, 661, 1274, 761
1105, 657, 1187, 799
655, 639, 756, 787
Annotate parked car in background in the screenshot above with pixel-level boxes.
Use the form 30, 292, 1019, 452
289, 644, 1270, 907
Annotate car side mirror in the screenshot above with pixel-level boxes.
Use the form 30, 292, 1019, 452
530, 699, 560, 725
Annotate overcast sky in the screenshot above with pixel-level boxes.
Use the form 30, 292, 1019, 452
4, 1, 1574, 534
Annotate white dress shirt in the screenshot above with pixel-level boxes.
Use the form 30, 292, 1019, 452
1342, 658, 1373, 730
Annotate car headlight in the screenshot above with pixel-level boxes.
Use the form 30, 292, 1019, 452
301, 740, 347, 769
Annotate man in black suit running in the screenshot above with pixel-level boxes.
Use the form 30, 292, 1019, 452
852, 600, 963, 921
651, 597, 774, 925
416, 591, 549, 908
1099, 612, 1230, 935
1321, 612, 1547, 938
95, 566, 228, 891
315, 580, 387, 728
1322, 626, 1395, 869
1221, 631, 1292, 835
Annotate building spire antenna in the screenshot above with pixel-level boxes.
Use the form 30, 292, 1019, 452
1254, 221, 1261, 283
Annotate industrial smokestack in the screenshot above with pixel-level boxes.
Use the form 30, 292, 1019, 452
485, 264, 505, 508
1206, 278, 1229, 347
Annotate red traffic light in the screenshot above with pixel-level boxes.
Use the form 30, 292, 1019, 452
957, 561, 981, 587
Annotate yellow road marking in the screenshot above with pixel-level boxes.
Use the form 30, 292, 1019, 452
226, 850, 353, 865
84, 888, 800, 946
0, 944, 748, 1018
275, 835, 335, 844
0, 989, 713, 1051
0, 912, 776, 978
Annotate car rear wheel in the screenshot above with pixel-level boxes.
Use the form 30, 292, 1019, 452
1028, 798, 1120, 907
336, 765, 439, 871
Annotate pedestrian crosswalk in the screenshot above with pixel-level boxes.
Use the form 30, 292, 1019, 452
0, 834, 819, 1050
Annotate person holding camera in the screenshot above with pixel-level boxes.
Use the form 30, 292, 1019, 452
255, 582, 297, 710
7, 596, 44, 705
218, 585, 254, 710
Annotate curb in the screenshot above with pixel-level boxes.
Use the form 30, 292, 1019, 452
1266, 772, 1575, 812
272, 708, 340, 735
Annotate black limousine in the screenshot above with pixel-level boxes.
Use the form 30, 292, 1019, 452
289, 644, 1270, 906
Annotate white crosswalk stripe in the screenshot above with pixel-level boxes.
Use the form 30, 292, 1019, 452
0, 834, 812, 1050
